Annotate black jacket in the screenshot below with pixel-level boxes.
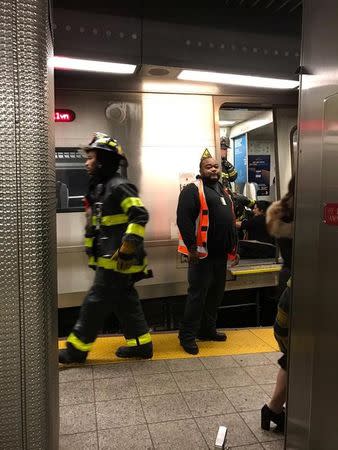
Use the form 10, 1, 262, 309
241, 215, 275, 244
85, 173, 149, 272
177, 179, 237, 258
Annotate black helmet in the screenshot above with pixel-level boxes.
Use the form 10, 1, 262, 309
85, 132, 126, 160
220, 137, 231, 149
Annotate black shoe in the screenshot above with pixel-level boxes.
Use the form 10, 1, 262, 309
180, 339, 199, 355
116, 342, 153, 359
59, 344, 87, 365
261, 404, 285, 433
198, 332, 227, 342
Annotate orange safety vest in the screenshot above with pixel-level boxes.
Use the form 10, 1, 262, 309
178, 179, 237, 260
178, 179, 209, 259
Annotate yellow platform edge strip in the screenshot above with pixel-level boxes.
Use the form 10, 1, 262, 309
59, 328, 279, 365
230, 267, 281, 276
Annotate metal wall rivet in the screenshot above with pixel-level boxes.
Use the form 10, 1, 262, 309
132, 33, 137, 39
209, 43, 214, 48
79, 27, 85, 33
106, 30, 111, 37
197, 41, 202, 47
242, 46, 247, 52
253, 47, 258, 53
274, 50, 279, 55
119, 32, 125, 38
186, 40, 191, 45
65, 25, 71, 31
93, 28, 98, 35
220, 43, 225, 49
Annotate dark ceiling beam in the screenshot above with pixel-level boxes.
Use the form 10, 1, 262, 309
289, 0, 302, 13
265, 0, 276, 8
274, 0, 292, 11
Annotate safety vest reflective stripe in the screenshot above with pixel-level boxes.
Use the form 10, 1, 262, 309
84, 237, 94, 248
92, 214, 128, 226
178, 179, 208, 259
126, 332, 152, 347
121, 197, 144, 214
178, 239, 206, 255
67, 332, 93, 352
95, 256, 148, 273
88, 256, 97, 266
126, 223, 145, 238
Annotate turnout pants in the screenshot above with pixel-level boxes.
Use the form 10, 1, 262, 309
72, 268, 149, 348
179, 257, 227, 342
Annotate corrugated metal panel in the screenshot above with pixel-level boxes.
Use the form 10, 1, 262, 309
0, 0, 58, 448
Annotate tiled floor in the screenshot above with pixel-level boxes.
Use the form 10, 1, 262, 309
59, 352, 285, 450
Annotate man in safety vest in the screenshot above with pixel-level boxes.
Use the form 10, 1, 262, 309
59, 132, 153, 364
177, 149, 239, 355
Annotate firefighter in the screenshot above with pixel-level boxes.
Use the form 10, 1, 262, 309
220, 137, 237, 190
177, 149, 239, 355
59, 132, 152, 364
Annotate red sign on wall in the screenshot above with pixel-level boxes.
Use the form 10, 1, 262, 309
323, 203, 338, 226
54, 109, 76, 122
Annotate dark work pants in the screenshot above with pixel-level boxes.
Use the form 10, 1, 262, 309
73, 268, 149, 344
179, 258, 227, 342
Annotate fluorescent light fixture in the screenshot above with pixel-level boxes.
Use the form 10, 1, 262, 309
219, 120, 236, 126
178, 70, 299, 89
142, 81, 218, 94
52, 56, 136, 74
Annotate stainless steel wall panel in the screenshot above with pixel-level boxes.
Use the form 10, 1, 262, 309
0, 0, 58, 448
287, 1, 338, 449
273, 108, 297, 198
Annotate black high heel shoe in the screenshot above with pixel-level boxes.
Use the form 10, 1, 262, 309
261, 404, 285, 433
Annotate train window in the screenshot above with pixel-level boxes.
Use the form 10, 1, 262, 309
218, 106, 276, 202
55, 147, 88, 212
290, 125, 298, 174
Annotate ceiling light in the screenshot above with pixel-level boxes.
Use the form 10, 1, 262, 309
178, 70, 299, 89
142, 81, 218, 94
219, 120, 236, 126
52, 56, 136, 74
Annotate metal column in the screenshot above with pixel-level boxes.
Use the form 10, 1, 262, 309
0, 0, 58, 449
287, 0, 338, 449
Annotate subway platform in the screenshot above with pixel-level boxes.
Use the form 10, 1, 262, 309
59, 328, 284, 449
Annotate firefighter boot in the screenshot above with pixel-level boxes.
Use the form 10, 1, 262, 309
59, 342, 88, 364
116, 341, 153, 359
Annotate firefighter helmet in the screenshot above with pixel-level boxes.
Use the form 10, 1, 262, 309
85, 132, 125, 159
220, 137, 231, 149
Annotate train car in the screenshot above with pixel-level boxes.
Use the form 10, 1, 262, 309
54, 3, 299, 333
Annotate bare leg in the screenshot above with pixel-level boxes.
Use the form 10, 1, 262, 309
268, 368, 287, 413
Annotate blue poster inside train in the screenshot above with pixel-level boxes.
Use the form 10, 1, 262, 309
248, 154, 271, 196
233, 134, 248, 184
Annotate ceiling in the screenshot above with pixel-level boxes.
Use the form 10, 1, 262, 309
248, 122, 274, 139
53, 1, 302, 36
219, 109, 265, 126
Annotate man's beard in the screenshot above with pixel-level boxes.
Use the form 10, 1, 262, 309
202, 173, 220, 183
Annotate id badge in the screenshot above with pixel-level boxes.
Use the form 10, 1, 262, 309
220, 197, 226, 205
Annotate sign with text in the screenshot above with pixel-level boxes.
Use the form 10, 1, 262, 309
233, 134, 248, 184
324, 203, 338, 226
248, 154, 271, 196
54, 109, 76, 122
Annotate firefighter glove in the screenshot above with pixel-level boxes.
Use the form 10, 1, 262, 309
111, 241, 137, 271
